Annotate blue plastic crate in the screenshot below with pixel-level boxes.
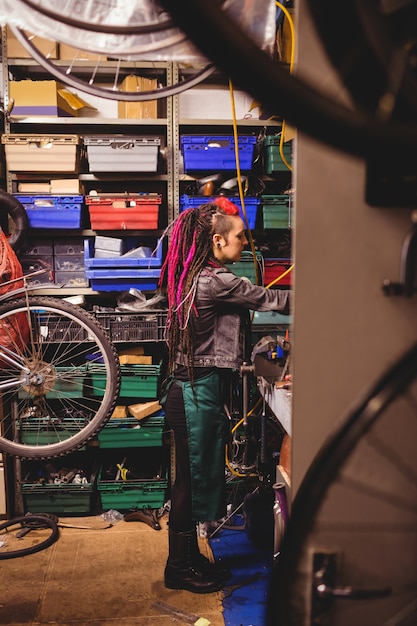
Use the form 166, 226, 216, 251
84, 237, 163, 269
181, 135, 257, 171
24, 206, 82, 229
14, 195, 84, 204
14, 194, 84, 229
179, 195, 260, 230
85, 268, 161, 292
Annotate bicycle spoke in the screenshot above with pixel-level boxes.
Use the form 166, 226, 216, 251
0, 296, 120, 459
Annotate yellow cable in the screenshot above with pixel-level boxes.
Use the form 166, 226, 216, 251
276, 1, 295, 70
226, 13, 294, 477
266, 262, 294, 288
276, 1, 295, 172
225, 397, 261, 477
229, 79, 261, 285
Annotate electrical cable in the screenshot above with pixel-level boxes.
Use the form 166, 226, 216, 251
275, 1, 294, 173
228, 79, 262, 285
266, 263, 294, 289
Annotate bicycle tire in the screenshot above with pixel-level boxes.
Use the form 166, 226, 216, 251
0, 514, 59, 559
0, 296, 121, 459
0, 190, 29, 253
10, 27, 216, 102
268, 341, 417, 626
16, 0, 177, 35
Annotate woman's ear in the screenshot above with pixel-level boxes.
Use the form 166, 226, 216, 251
212, 233, 223, 248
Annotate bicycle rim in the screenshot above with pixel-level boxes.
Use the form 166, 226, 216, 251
0, 514, 59, 559
269, 342, 417, 626
11, 27, 216, 102
0, 296, 121, 459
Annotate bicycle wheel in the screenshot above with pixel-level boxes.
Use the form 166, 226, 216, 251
10, 27, 216, 102
0, 513, 59, 559
0, 295, 121, 459
268, 342, 417, 626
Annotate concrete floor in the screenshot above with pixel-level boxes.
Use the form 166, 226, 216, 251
0, 515, 225, 626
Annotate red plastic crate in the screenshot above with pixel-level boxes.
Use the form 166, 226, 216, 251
264, 259, 293, 286
86, 194, 161, 230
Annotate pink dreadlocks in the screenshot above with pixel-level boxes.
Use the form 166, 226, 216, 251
159, 198, 240, 381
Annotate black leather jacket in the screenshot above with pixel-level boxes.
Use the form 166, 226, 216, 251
175, 265, 291, 370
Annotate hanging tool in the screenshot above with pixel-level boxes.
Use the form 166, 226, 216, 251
115, 456, 127, 481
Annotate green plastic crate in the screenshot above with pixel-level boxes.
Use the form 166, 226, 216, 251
98, 414, 165, 448
90, 362, 162, 399
98, 478, 168, 510
98, 448, 167, 510
262, 194, 293, 229
97, 453, 167, 510
18, 366, 86, 399
22, 482, 93, 514
230, 251, 263, 285
263, 136, 292, 174
21, 431, 74, 445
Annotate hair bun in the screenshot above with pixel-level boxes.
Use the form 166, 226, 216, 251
213, 196, 240, 215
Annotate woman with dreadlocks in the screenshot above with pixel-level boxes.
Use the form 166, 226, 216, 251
159, 197, 291, 594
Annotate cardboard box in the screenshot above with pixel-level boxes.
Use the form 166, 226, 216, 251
17, 179, 81, 193
118, 75, 158, 119
6, 26, 57, 59
128, 401, 162, 421
18, 182, 51, 193
9, 80, 96, 117
59, 43, 102, 61
111, 406, 130, 419
119, 355, 153, 365
50, 179, 81, 194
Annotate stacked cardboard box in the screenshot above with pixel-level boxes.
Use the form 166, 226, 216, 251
118, 75, 158, 119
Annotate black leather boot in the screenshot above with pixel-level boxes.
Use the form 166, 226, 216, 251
164, 528, 224, 593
